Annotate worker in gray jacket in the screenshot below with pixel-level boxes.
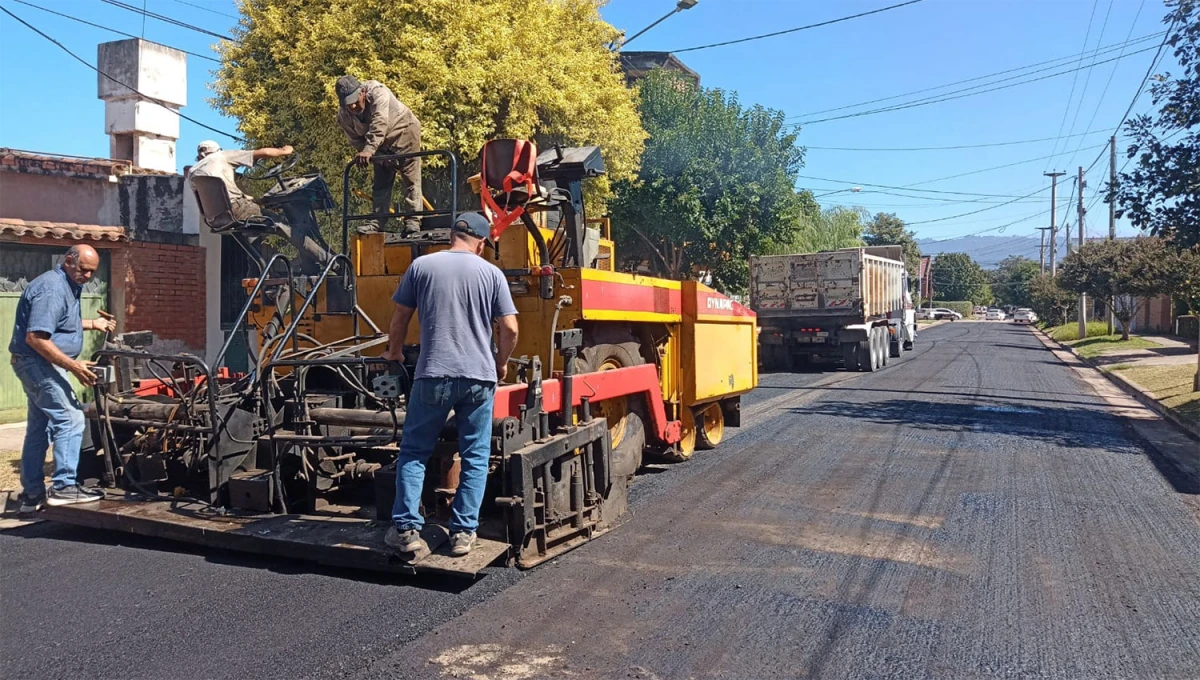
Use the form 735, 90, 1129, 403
335, 75, 422, 235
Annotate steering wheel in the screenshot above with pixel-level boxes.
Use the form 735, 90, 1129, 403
244, 153, 299, 181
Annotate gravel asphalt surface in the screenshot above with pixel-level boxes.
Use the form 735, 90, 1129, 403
3, 321, 1199, 679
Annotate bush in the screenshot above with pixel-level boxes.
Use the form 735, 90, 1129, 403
1047, 321, 1111, 342
931, 301, 975, 317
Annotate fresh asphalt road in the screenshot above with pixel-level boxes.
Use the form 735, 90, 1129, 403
3, 322, 1200, 679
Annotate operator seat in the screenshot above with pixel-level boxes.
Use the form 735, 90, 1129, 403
190, 175, 274, 233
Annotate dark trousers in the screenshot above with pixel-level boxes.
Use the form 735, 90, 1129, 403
372, 119, 422, 232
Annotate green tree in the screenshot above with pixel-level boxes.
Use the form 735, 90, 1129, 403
1058, 238, 1178, 340
1115, 0, 1200, 248
930, 253, 991, 304
608, 70, 809, 293
863, 212, 921, 285
763, 202, 865, 256
990, 256, 1041, 308
213, 0, 646, 244
1029, 274, 1076, 327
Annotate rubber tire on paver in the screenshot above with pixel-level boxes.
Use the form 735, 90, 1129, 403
577, 336, 646, 476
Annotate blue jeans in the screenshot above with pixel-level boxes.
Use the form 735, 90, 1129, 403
392, 377, 495, 534
11, 354, 86, 496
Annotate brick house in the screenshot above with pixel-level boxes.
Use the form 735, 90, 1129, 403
0, 39, 207, 413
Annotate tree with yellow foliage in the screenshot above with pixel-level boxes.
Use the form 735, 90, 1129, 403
213, 0, 645, 241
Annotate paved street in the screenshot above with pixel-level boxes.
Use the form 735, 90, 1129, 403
3, 322, 1200, 679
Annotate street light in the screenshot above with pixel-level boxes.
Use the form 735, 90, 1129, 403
618, 0, 699, 49
813, 187, 862, 199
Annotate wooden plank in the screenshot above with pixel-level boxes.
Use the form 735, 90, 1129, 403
42, 490, 509, 577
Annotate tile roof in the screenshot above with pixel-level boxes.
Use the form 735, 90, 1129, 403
0, 218, 127, 242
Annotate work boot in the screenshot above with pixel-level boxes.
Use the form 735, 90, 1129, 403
355, 220, 380, 235
46, 485, 104, 507
385, 526, 427, 554
16, 491, 45, 515
402, 220, 421, 238
449, 531, 476, 557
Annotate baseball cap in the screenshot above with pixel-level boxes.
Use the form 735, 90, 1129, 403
196, 140, 220, 158
452, 212, 491, 239
336, 75, 362, 106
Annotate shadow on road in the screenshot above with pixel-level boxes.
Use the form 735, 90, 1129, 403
787, 397, 1141, 454
2, 520, 489, 593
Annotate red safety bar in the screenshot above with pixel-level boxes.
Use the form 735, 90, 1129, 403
132, 367, 237, 398
493, 364, 682, 445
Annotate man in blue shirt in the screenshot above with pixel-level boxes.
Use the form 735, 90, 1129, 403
9, 244, 116, 512
381, 212, 519, 557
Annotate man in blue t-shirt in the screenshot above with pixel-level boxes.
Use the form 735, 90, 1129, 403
381, 212, 519, 557
9, 244, 116, 512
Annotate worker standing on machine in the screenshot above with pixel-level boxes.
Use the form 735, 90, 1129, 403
381, 212, 519, 557
335, 75, 423, 236
189, 140, 294, 221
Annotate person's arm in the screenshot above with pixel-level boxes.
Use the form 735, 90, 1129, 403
251, 145, 294, 161
337, 110, 366, 151
494, 314, 519, 383
383, 303, 415, 362
83, 310, 116, 333
25, 332, 96, 386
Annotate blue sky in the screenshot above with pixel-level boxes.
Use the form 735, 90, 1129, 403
0, 0, 1179, 244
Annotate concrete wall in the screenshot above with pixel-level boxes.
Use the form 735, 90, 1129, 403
118, 174, 186, 239
0, 173, 121, 226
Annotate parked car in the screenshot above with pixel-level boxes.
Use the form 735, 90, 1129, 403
919, 307, 963, 321
973, 306, 987, 316
986, 308, 1007, 321
1013, 308, 1038, 324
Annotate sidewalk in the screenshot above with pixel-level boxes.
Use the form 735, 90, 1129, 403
1037, 327, 1199, 439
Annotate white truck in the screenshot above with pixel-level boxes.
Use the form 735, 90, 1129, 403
750, 246, 916, 372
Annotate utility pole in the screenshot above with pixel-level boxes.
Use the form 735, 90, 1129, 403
1045, 171, 1065, 276
1108, 135, 1117, 334
1077, 166, 1087, 340
1037, 226, 1052, 274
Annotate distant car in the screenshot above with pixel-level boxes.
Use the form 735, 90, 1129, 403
1013, 309, 1037, 324
973, 306, 987, 316
919, 307, 962, 321
986, 308, 1007, 321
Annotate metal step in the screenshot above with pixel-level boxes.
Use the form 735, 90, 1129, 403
41, 489, 508, 578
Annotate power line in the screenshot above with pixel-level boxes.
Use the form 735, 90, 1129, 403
796, 174, 1042, 199
803, 129, 1116, 152
792, 30, 1164, 120
901, 144, 1108, 188
907, 186, 1049, 226
166, 0, 239, 20
0, 4, 243, 142
795, 43, 1159, 126
1046, 0, 1101, 170
667, 0, 925, 54
1059, 0, 1115, 171
1081, 15, 1178, 175
1072, 0, 1147, 166
97, 0, 237, 43
9, 0, 219, 62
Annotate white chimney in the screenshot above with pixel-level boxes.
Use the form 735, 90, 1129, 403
97, 39, 186, 173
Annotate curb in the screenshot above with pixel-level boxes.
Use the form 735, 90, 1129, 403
1031, 326, 1200, 442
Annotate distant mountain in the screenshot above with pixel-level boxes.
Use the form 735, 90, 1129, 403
916, 235, 1064, 269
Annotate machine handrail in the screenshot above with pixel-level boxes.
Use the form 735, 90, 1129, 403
214, 253, 295, 371
269, 253, 356, 363
341, 149, 459, 253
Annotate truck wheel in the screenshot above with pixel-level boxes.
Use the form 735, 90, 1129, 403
889, 334, 902, 358
842, 343, 858, 371
858, 338, 875, 372
903, 340, 914, 351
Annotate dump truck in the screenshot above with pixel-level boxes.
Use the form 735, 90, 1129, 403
44, 140, 757, 577
750, 245, 914, 372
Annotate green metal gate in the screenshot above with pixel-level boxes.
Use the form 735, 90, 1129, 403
1, 245, 110, 416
